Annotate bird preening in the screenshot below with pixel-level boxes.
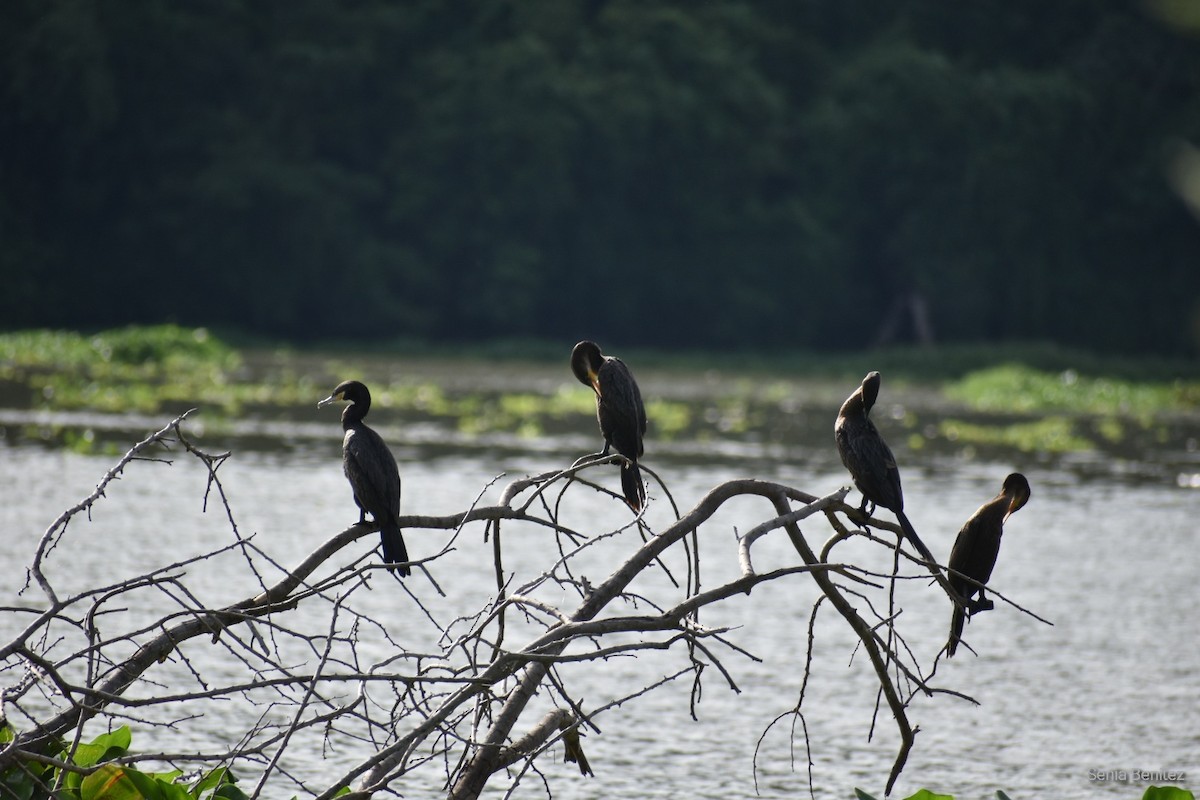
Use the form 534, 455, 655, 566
946, 472, 1031, 657
571, 340, 648, 512
834, 371, 936, 565
319, 380, 411, 576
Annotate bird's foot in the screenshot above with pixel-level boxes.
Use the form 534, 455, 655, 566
967, 597, 995, 616
570, 451, 610, 469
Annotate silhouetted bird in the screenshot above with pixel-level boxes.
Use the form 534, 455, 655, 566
318, 380, 410, 576
571, 340, 647, 511
562, 726, 593, 777
834, 371, 935, 563
946, 472, 1031, 657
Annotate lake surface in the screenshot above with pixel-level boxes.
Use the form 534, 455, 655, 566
1, 364, 1198, 800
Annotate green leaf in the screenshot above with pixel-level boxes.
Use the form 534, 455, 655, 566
997, 792, 1014, 800
72, 743, 110, 770
97, 727, 133, 753
191, 766, 249, 800
904, 792, 954, 800
150, 775, 192, 800
191, 767, 231, 796
1143, 787, 1195, 800
123, 768, 170, 799
73, 727, 133, 768
191, 768, 221, 794
125, 769, 189, 800
212, 785, 251, 800
854, 791, 879, 800
1, 768, 40, 800
80, 764, 149, 800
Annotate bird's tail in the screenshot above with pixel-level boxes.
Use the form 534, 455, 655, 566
947, 604, 965, 657
380, 522, 411, 577
621, 461, 646, 512
562, 727, 593, 777
897, 510, 936, 565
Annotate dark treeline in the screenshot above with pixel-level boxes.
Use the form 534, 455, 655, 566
4, 1, 1200, 354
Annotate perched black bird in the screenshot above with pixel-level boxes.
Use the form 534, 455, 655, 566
946, 472, 1031, 657
318, 380, 410, 576
571, 340, 647, 511
834, 371, 935, 564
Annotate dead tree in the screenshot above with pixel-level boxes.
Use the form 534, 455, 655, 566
0, 411, 1038, 798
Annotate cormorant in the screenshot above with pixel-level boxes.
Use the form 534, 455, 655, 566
834, 371, 935, 564
318, 380, 411, 576
571, 340, 647, 511
946, 472, 1031, 657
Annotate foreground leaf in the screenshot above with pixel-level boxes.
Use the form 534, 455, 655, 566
73, 727, 133, 768
1143, 787, 1195, 800
80, 764, 148, 800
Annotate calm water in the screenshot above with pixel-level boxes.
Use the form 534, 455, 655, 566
1, 375, 1198, 800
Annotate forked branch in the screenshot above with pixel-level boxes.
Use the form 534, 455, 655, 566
1, 415, 1013, 800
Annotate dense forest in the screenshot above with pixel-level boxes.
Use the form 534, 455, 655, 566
3, 0, 1200, 355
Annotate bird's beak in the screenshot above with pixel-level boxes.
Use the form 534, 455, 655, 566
587, 369, 601, 396
1005, 491, 1028, 520
317, 392, 341, 409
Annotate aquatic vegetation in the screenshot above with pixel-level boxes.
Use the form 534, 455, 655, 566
647, 398, 692, 439
936, 416, 1093, 454
0, 325, 244, 414
449, 389, 691, 441
3, 326, 1198, 457
945, 364, 1199, 418
0, 325, 236, 371
932, 364, 1200, 453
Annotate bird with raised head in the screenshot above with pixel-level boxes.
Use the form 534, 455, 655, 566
571, 340, 647, 511
946, 472, 1031, 657
318, 380, 411, 576
834, 371, 935, 564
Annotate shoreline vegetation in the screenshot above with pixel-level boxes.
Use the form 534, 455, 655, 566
1, 325, 1197, 457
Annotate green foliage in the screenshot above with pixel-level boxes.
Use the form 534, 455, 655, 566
854, 790, 956, 800
2, 2, 1199, 354
936, 416, 1093, 454
0, 326, 711, 443
0, 325, 243, 415
932, 361, 1200, 452
387, 382, 693, 441
70, 726, 132, 769
945, 365, 1200, 417
3, 323, 1195, 459
0, 723, 246, 800
0, 326, 234, 370
1143, 787, 1195, 800
3, 325, 399, 419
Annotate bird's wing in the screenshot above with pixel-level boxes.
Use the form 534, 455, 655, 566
947, 501, 1005, 593
597, 358, 646, 459
839, 419, 903, 511
344, 427, 402, 521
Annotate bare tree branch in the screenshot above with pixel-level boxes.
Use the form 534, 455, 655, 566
0, 416, 1045, 800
